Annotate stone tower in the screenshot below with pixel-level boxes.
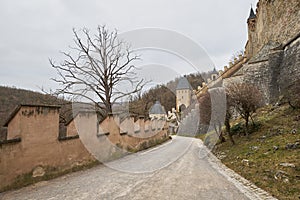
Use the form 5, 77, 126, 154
210, 67, 218, 81
245, 7, 257, 59
176, 76, 192, 112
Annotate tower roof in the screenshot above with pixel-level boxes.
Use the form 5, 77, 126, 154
212, 67, 218, 74
149, 101, 166, 115
176, 76, 192, 90
248, 7, 256, 20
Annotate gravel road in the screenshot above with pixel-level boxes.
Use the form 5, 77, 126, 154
0, 136, 276, 200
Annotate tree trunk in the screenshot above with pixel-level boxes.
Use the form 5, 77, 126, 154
214, 124, 225, 143
219, 131, 226, 143
245, 113, 249, 136
225, 115, 235, 145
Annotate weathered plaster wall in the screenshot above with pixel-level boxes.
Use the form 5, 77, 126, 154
0, 105, 169, 191
0, 106, 94, 190
73, 112, 168, 162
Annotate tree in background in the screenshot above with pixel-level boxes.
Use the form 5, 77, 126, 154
50, 26, 145, 116
224, 92, 235, 145
129, 73, 205, 117
226, 83, 263, 136
129, 85, 176, 117
198, 88, 226, 143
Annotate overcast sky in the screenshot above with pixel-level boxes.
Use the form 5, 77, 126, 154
0, 0, 258, 92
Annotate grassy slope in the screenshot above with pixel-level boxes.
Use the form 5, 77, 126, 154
200, 104, 300, 200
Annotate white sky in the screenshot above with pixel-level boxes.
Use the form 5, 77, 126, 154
0, 0, 258, 92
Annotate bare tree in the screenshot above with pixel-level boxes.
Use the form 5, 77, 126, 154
226, 83, 263, 136
224, 93, 235, 145
50, 26, 145, 116
198, 92, 211, 126
129, 85, 176, 117
198, 88, 226, 143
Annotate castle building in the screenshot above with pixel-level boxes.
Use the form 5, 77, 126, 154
245, 7, 257, 59
149, 101, 167, 119
221, 1, 300, 105
210, 67, 219, 81
176, 76, 192, 112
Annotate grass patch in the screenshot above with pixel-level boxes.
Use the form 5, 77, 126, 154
198, 104, 300, 200
195, 133, 206, 141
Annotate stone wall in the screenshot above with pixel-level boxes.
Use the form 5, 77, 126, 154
196, 1, 300, 106
0, 104, 169, 191
224, 61, 271, 104
222, 0, 300, 104
224, 34, 300, 104
278, 36, 300, 94
246, 0, 300, 58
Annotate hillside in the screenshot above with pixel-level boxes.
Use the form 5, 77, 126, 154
0, 86, 55, 123
129, 72, 207, 116
200, 104, 300, 199
0, 86, 71, 140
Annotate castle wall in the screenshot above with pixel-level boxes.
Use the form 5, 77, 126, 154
222, 0, 300, 104
197, 1, 300, 106
278, 36, 300, 94
225, 34, 300, 104
120, 117, 134, 135
0, 105, 94, 190
246, 0, 300, 58
66, 118, 78, 137
6, 108, 21, 140
235, 61, 271, 104
0, 105, 169, 191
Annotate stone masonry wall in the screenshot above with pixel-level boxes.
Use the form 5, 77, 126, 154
248, 0, 300, 57
223, 60, 271, 104
225, 34, 300, 104
223, 0, 300, 104
278, 36, 300, 94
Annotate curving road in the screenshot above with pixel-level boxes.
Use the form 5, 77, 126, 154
0, 136, 275, 200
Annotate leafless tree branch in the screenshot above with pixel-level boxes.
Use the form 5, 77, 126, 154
50, 25, 146, 117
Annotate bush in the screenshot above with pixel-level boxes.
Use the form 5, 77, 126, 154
226, 83, 263, 135
231, 123, 243, 135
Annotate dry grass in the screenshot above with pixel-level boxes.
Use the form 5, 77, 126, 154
200, 104, 300, 200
